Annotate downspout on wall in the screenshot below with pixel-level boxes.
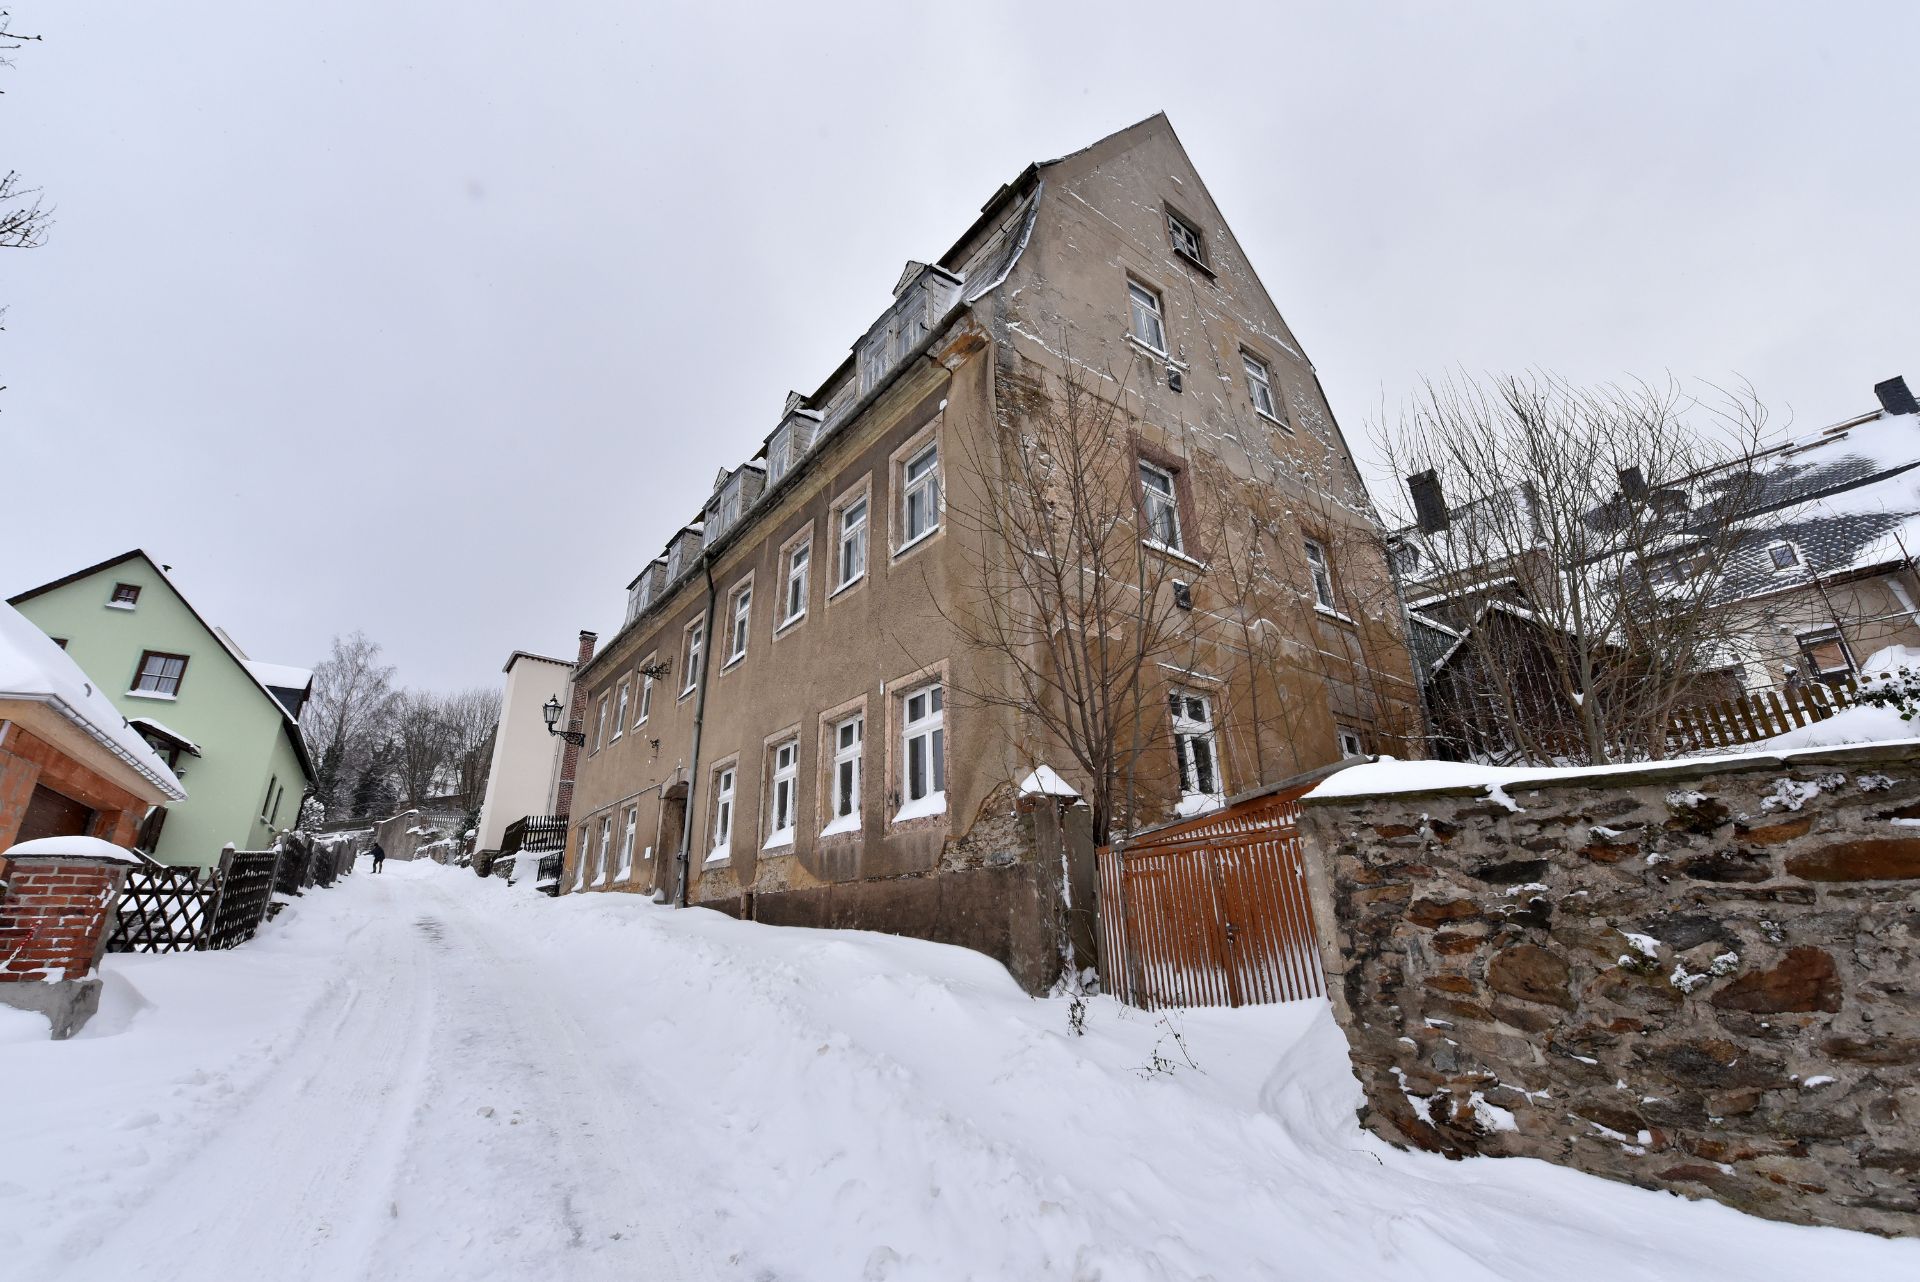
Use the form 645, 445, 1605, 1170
674, 558, 721, 908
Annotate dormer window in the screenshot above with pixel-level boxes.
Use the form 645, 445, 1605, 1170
769, 429, 791, 483
109, 583, 140, 610
1768, 542, 1801, 572
1166, 208, 1207, 267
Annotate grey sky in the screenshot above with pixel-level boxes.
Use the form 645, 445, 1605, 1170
5, 1, 1915, 692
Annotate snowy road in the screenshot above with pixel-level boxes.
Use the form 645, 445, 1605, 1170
5, 860, 1918, 1281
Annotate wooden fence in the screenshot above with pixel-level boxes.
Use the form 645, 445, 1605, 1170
1666, 678, 1860, 753
108, 836, 355, 954
1096, 785, 1325, 1010
202, 848, 281, 950
107, 863, 215, 953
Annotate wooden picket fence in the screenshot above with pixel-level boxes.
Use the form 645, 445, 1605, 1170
1096, 784, 1326, 1010
1665, 678, 1860, 753
108, 838, 354, 954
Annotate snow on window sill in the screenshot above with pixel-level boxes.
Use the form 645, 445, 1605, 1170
721, 653, 746, 672
1254, 407, 1293, 432
774, 611, 807, 636
893, 526, 940, 559
763, 828, 795, 851
1141, 539, 1207, 570
615, 863, 633, 882
1314, 603, 1357, 627
105, 601, 137, 611
820, 812, 862, 838
827, 573, 865, 602
126, 690, 178, 702
591, 872, 608, 887
1123, 332, 1172, 363
893, 791, 948, 824
1175, 792, 1226, 818
703, 847, 731, 867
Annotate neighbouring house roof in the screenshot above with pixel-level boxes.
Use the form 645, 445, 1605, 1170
243, 660, 313, 693
503, 650, 574, 675
0, 602, 186, 800
8, 550, 317, 785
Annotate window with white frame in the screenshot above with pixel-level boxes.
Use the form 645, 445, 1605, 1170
682, 619, 704, 695
837, 494, 869, 589
1166, 208, 1206, 265
594, 694, 610, 751
1170, 690, 1222, 802
612, 680, 629, 739
824, 713, 862, 835
899, 684, 946, 818
727, 581, 752, 664
1128, 280, 1167, 353
767, 740, 798, 847
617, 807, 637, 880
708, 765, 736, 862
637, 663, 654, 724
1768, 542, 1801, 572
782, 539, 810, 626
769, 430, 791, 483
1337, 726, 1366, 759
1243, 351, 1282, 422
1140, 461, 1182, 551
1305, 539, 1336, 610
901, 443, 940, 546
596, 814, 613, 885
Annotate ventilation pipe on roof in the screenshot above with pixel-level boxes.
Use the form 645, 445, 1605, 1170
1619, 467, 1649, 501
1407, 470, 1449, 534
1875, 376, 1918, 417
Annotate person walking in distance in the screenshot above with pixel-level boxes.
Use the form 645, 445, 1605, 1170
369, 841, 387, 874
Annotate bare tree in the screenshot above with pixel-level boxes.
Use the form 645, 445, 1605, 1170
304, 632, 399, 812
437, 686, 501, 808
1375, 372, 1786, 765
0, 11, 48, 400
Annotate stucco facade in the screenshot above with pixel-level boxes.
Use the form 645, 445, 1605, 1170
9, 551, 314, 867
471, 649, 573, 856
564, 116, 1418, 989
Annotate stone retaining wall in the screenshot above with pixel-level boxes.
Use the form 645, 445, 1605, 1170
1297, 743, 1920, 1237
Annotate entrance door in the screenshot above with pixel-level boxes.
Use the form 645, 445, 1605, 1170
18, 785, 97, 844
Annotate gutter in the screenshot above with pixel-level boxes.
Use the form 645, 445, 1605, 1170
673, 558, 722, 908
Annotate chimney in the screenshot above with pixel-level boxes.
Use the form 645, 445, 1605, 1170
1875, 376, 1918, 417
552, 630, 598, 819
1618, 467, 1649, 501
1407, 470, 1449, 534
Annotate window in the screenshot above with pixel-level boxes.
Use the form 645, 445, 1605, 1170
1243, 352, 1283, 423
824, 714, 863, 835
767, 740, 798, 847
618, 807, 637, 881
769, 430, 791, 483
727, 582, 752, 665
612, 681, 630, 740
899, 684, 946, 818
1127, 280, 1167, 353
901, 443, 941, 546
1337, 727, 1366, 759
1796, 628, 1854, 684
837, 495, 869, 589
1170, 691, 1222, 802
637, 664, 654, 725
682, 620, 704, 695
131, 650, 189, 698
782, 539, 811, 626
270, 785, 283, 827
594, 694, 610, 751
1305, 539, 1336, 610
261, 775, 278, 821
596, 814, 613, 884
708, 766, 736, 862
108, 583, 140, 609
1166, 209, 1206, 265
51, 637, 68, 650
1140, 461, 1182, 551
1768, 542, 1801, 571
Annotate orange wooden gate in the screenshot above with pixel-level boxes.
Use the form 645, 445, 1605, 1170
1096, 787, 1325, 1008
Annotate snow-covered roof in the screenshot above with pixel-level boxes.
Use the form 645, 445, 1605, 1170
243, 660, 312, 691
128, 716, 202, 756
0, 604, 185, 800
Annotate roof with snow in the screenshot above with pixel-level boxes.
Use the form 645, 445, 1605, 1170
243, 661, 313, 692
0, 603, 186, 800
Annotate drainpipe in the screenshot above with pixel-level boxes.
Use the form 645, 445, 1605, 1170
674, 556, 721, 908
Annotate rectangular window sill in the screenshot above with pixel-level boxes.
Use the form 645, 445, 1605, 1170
1254, 408, 1292, 432
105, 601, 137, 611
721, 654, 746, 672
1141, 539, 1207, 570
892, 791, 948, 825
774, 611, 807, 636
763, 830, 796, 851
678, 686, 698, 702
1171, 247, 1215, 279
702, 849, 731, 867
126, 690, 179, 702
820, 814, 862, 839
827, 574, 865, 602
893, 526, 940, 559
1314, 603, 1357, 627
1124, 332, 1171, 363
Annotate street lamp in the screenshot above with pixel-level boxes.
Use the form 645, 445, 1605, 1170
542, 695, 586, 746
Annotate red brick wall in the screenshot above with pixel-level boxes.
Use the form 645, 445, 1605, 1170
0, 721, 151, 851
0, 856, 126, 983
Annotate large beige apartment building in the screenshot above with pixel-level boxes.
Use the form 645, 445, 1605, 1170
564, 115, 1418, 990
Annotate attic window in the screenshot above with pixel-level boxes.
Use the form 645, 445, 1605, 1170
1166, 208, 1207, 268
109, 583, 140, 609
1768, 542, 1800, 572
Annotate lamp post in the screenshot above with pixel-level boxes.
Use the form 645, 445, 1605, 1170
542, 695, 586, 746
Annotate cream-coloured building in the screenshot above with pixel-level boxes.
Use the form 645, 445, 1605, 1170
469, 648, 575, 862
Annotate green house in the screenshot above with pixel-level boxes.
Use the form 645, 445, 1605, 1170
9, 551, 316, 868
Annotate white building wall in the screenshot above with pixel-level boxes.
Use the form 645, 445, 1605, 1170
473, 653, 572, 854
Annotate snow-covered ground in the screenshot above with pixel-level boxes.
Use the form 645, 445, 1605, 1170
2, 863, 1914, 1281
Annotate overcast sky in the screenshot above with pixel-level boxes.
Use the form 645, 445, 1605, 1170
4, 2, 1916, 692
